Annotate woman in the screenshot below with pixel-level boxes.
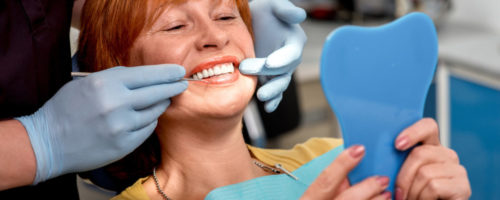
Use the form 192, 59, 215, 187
78, 0, 471, 199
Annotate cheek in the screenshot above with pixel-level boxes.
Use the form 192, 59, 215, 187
242, 32, 255, 58
230, 24, 255, 58
129, 37, 188, 66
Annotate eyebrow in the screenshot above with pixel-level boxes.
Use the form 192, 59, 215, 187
147, 0, 180, 29
213, 0, 236, 9
147, 0, 238, 28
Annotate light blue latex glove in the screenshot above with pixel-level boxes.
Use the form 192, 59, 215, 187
17, 65, 187, 184
240, 0, 307, 112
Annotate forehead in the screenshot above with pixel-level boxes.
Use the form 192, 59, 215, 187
146, 0, 236, 24
150, 0, 235, 13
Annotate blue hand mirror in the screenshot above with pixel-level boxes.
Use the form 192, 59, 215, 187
320, 13, 438, 194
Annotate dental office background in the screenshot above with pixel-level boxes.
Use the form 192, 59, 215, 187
72, 0, 500, 199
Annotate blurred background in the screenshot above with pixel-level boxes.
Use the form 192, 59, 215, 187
73, 0, 500, 199
251, 0, 499, 199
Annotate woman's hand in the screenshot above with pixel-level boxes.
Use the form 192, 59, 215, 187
394, 118, 471, 200
301, 145, 392, 200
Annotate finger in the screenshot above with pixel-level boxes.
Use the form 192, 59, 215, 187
256, 74, 291, 101
266, 30, 305, 68
418, 177, 471, 200
395, 118, 440, 151
408, 163, 467, 200
271, 0, 307, 24
122, 120, 159, 154
335, 178, 351, 196
239, 58, 295, 76
396, 146, 460, 200
371, 191, 392, 200
130, 81, 187, 110
263, 94, 282, 113
239, 58, 266, 74
301, 145, 365, 200
106, 64, 185, 89
337, 176, 390, 200
131, 100, 171, 132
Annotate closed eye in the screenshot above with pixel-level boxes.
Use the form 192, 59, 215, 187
218, 16, 236, 21
166, 25, 185, 31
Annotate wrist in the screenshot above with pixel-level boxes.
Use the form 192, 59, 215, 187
0, 120, 37, 190
16, 109, 57, 185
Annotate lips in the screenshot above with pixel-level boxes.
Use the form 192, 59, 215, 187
188, 56, 240, 84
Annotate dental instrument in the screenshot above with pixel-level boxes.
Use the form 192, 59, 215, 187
71, 72, 208, 83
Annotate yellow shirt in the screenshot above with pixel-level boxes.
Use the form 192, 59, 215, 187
112, 137, 343, 200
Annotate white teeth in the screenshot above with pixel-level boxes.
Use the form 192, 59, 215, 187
214, 66, 222, 75
222, 64, 229, 73
191, 63, 234, 80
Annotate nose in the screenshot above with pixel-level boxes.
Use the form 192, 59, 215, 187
195, 20, 229, 51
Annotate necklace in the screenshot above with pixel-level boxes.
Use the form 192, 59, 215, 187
153, 167, 172, 200
152, 160, 297, 200
253, 160, 299, 180
252, 160, 281, 174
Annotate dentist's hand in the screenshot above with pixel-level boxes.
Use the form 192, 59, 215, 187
240, 0, 307, 112
17, 65, 187, 184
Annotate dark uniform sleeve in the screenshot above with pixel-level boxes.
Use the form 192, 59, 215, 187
0, 0, 77, 198
0, 0, 73, 118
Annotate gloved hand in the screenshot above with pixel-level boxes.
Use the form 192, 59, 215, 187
16, 65, 187, 184
240, 0, 307, 112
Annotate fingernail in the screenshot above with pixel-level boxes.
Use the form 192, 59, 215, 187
395, 187, 403, 200
376, 176, 389, 187
349, 145, 365, 158
382, 191, 392, 200
395, 136, 409, 149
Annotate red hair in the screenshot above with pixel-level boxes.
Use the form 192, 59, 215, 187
77, 0, 253, 191
78, 0, 253, 72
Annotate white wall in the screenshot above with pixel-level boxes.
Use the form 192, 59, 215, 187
70, 27, 80, 56
448, 0, 500, 34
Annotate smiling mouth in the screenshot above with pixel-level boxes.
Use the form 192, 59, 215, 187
191, 62, 235, 80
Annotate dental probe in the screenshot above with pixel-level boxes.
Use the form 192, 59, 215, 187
71, 72, 208, 83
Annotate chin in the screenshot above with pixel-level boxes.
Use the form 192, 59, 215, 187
164, 75, 256, 121
196, 83, 255, 119
204, 95, 251, 118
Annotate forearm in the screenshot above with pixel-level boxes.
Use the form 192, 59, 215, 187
0, 120, 36, 190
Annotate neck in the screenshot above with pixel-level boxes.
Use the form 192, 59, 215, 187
147, 113, 267, 199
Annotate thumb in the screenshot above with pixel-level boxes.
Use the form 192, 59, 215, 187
301, 145, 365, 200
271, 0, 306, 24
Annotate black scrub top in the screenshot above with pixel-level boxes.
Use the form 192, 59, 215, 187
0, 0, 77, 199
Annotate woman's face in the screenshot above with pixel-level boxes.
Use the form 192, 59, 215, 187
129, 0, 256, 119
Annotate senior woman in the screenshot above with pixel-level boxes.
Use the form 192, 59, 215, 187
77, 0, 471, 199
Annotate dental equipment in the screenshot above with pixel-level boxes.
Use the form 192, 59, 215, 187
71, 72, 208, 83
320, 12, 438, 195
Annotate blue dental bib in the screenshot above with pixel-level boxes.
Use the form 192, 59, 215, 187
205, 146, 344, 200
320, 13, 438, 194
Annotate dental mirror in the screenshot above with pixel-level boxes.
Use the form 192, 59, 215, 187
320, 13, 438, 194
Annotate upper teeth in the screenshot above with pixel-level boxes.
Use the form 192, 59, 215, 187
192, 63, 234, 80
